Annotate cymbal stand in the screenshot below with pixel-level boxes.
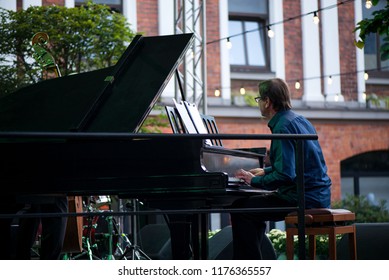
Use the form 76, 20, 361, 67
104, 215, 115, 260
118, 199, 150, 260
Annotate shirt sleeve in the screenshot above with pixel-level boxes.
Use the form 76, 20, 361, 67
250, 138, 296, 190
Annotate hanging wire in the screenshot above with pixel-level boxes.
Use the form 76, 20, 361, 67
206, 0, 355, 46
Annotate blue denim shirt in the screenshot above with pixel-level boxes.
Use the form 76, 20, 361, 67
251, 109, 331, 208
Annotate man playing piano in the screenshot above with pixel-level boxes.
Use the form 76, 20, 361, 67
233, 78, 331, 259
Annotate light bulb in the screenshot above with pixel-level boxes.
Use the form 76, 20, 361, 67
313, 11, 320, 25
240, 87, 246, 95
363, 92, 367, 101
365, 0, 372, 9
226, 38, 232, 49
267, 26, 274, 38
334, 93, 339, 102
214, 89, 220, 97
295, 81, 301, 90
327, 76, 333, 85
364, 72, 369, 80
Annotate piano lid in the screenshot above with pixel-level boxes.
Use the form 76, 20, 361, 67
0, 33, 194, 133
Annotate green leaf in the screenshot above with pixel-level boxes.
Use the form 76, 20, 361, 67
381, 51, 389, 61
354, 39, 365, 49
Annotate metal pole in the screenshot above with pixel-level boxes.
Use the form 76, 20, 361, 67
296, 140, 306, 260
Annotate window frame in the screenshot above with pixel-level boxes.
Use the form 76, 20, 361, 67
362, 1, 388, 78
228, 11, 271, 74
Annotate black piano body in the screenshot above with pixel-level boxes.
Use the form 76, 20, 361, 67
0, 33, 266, 259
0, 134, 264, 198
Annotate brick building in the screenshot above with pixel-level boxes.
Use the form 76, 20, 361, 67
2, 0, 389, 206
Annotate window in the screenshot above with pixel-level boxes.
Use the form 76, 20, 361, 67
362, 1, 389, 77
341, 150, 389, 207
75, 0, 123, 13
228, 0, 269, 73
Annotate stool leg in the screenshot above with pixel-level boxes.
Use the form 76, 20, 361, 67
328, 229, 337, 260
308, 235, 316, 260
286, 229, 294, 260
348, 225, 357, 260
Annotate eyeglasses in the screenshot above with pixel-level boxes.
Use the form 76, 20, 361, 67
254, 96, 264, 103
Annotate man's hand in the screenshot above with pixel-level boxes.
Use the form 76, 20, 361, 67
235, 169, 255, 184
249, 168, 265, 176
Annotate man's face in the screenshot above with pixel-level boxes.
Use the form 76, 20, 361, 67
255, 94, 269, 118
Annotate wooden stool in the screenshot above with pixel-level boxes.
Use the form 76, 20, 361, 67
285, 208, 357, 260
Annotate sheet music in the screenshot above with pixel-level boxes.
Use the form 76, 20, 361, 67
173, 99, 212, 146
173, 99, 198, 133
183, 101, 209, 134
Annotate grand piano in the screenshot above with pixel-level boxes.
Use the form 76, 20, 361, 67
0, 33, 264, 197
0, 33, 267, 259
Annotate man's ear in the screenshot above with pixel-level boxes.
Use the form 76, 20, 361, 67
264, 98, 270, 108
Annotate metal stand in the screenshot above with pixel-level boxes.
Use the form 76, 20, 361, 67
117, 199, 150, 260
104, 215, 117, 260
69, 214, 101, 260
66, 198, 115, 260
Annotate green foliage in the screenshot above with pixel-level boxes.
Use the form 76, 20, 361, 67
230, 90, 259, 107
208, 229, 221, 239
366, 93, 389, 108
243, 90, 259, 107
0, 2, 135, 96
354, 0, 389, 61
267, 229, 342, 259
332, 194, 389, 223
138, 106, 170, 133
266, 229, 288, 256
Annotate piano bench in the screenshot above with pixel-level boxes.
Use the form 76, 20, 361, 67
285, 208, 357, 260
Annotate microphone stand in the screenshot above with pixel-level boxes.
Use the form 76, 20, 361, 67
118, 199, 150, 260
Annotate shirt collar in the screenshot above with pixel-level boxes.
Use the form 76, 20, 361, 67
267, 109, 289, 130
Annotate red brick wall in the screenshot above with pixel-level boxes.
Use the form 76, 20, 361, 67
137, 0, 158, 36
315, 120, 389, 200
206, 0, 221, 97
283, 0, 303, 99
338, 1, 358, 101
43, 0, 64, 5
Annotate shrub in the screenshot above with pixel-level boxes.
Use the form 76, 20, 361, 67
332, 194, 389, 223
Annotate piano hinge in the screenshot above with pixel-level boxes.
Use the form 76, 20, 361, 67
104, 76, 114, 83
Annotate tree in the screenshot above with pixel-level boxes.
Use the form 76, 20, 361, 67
0, 2, 136, 97
354, 0, 389, 61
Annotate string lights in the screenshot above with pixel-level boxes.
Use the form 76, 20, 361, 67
212, 66, 387, 97
327, 75, 333, 85
365, 0, 372, 9
267, 26, 274, 38
313, 11, 320, 25
207, 0, 355, 47
226, 37, 232, 49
